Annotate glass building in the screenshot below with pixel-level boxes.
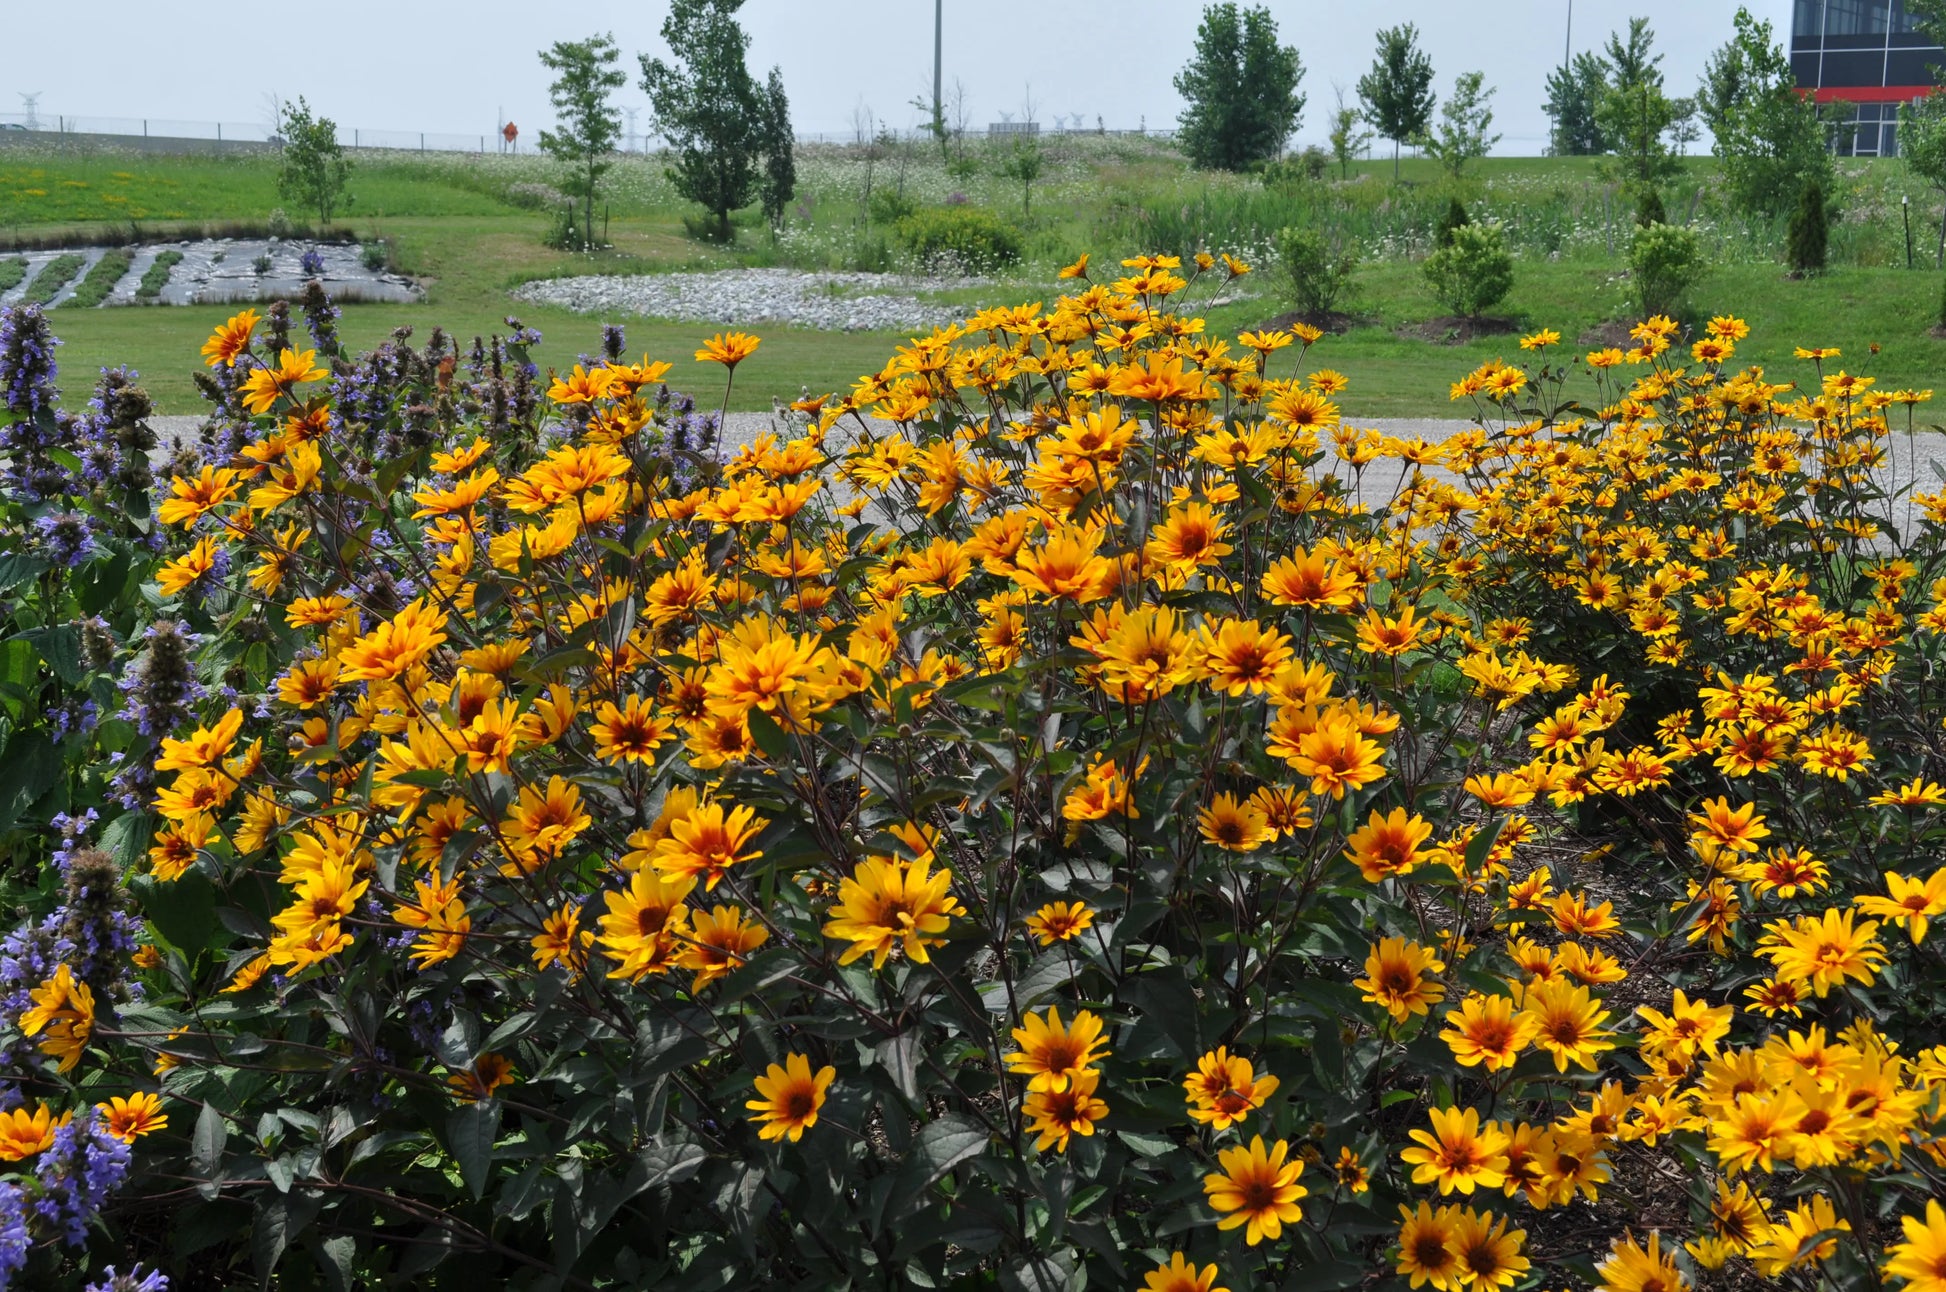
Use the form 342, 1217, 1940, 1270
1791, 0, 1943, 155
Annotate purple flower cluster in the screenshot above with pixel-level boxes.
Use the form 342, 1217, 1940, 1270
301, 277, 341, 354
85, 1266, 170, 1292
0, 304, 74, 500
299, 247, 326, 278
33, 1109, 131, 1248
0, 302, 60, 420
71, 366, 157, 500
0, 1183, 25, 1287
32, 511, 100, 569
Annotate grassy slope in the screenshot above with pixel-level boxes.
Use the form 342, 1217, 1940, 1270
8, 145, 1946, 419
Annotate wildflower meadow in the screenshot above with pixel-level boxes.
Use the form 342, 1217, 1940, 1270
0, 244, 1944, 1292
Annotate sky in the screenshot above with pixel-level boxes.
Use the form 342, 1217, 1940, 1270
7, 1, 1796, 153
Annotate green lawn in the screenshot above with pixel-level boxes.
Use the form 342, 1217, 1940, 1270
9, 142, 1946, 419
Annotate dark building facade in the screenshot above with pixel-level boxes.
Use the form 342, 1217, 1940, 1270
1791, 0, 1944, 155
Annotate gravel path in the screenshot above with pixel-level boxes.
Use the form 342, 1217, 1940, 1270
510, 268, 987, 333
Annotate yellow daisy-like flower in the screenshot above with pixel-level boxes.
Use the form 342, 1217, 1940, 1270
746, 1052, 835, 1142
1004, 1007, 1109, 1094
1202, 1134, 1307, 1245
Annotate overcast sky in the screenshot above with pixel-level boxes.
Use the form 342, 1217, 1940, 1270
8, 1, 1794, 153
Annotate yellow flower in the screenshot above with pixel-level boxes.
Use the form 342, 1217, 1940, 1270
1885, 1200, 1946, 1292
1197, 791, 1276, 852
679, 904, 769, 991
1355, 937, 1446, 1023
239, 346, 327, 414
1005, 1007, 1109, 1094
201, 307, 259, 367
1757, 907, 1887, 997
695, 331, 761, 367
1517, 977, 1614, 1072
1396, 1201, 1463, 1289
597, 869, 694, 980
1022, 1067, 1108, 1151
19, 963, 96, 1073
95, 1092, 169, 1142
1400, 1106, 1510, 1196
1855, 866, 1946, 943
1025, 900, 1094, 946
1440, 994, 1538, 1072
337, 597, 449, 683
1596, 1231, 1690, 1292
746, 1052, 835, 1142
158, 465, 242, 527
448, 1053, 515, 1103
651, 800, 767, 891
0, 1104, 66, 1161
1141, 1252, 1227, 1292
499, 776, 592, 873
1447, 1208, 1529, 1291
1182, 1046, 1279, 1130
1344, 807, 1433, 882
821, 854, 963, 969
1203, 1134, 1307, 1245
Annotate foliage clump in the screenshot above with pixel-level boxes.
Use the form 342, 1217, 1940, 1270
895, 205, 1023, 273
1274, 224, 1358, 318
1423, 221, 1513, 318
1628, 218, 1705, 318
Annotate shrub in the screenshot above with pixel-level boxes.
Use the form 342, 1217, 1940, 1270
1787, 180, 1829, 276
4, 274, 1946, 1292
1273, 223, 1357, 316
1433, 195, 1471, 248
1422, 220, 1514, 317
361, 240, 390, 272
866, 186, 917, 226
895, 205, 1023, 272
1633, 186, 1667, 228
1626, 218, 1704, 318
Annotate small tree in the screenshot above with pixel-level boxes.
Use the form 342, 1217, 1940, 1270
1328, 87, 1373, 179
276, 97, 351, 226
757, 68, 796, 230
1274, 225, 1358, 319
995, 138, 1044, 218
537, 34, 627, 251
1702, 8, 1833, 220
1596, 17, 1681, 194
1358, 24, 1436, 181
1901, 91, 1946, 267
1424, 222, 1514, 319
1422, 71, 1500, 179
1787, 182, 1829, 276
1635, 188, 1668, 228
1173, 3, 1306, 171
1434, 197, 1471, 248
1628, 220, 1706, 318
1543, 52, 1610, 156
640, 0, 764, 241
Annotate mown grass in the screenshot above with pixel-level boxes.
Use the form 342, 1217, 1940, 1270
10, 141, 1946, 417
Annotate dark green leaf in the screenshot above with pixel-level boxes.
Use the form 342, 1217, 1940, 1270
447, 1100, 501, 1202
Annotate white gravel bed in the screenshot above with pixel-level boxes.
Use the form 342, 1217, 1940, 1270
510, 268, 988, 333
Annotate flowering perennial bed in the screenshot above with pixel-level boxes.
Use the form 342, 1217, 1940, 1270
0, 253, 1941, 1291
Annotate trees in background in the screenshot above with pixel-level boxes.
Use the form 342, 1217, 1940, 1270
1701, 7, 1832, 220
1328, 87, 1373, 179
757, 69, 796, 229
1424, 71, 1500, 179
1173, 3, 1306, 171
1544, 52, 1611, 156
537, 34, 627, 250
1358, 24, 1436, 180
1596, 17, 1681, 194
641, 0, 792, 241
277, 98, 352, 226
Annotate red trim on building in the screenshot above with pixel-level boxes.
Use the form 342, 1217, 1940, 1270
1811, 84, 1936, 103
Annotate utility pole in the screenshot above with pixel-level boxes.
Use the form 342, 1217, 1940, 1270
933, 0, 943, 134
625, 106, 640, 154
1563, 0, 1573, 81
